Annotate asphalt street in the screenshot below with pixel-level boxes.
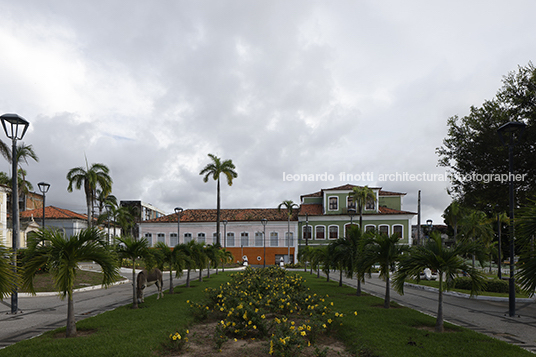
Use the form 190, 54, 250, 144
1, 267, 535, 354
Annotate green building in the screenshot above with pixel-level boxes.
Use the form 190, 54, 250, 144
297, 184, 416, 248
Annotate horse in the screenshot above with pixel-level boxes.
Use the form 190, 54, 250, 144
136, 268, 164, 303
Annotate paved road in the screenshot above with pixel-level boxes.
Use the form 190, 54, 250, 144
0, 268, 205, 349
329, 271, 536, 354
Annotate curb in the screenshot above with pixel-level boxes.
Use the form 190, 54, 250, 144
404, 282, 536, 302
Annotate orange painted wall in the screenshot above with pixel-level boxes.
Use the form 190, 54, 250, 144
225, 247, 295, 265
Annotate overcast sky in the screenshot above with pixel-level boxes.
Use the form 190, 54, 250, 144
1, 0, 535, 225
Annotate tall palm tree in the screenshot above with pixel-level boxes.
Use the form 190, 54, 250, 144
23, 228, 119, 337
154, 242, 184, 294
116, 235, 150, 309
278, 200, 299, 263
67, 161, 113, 227
361, 232, 409, 308
348, 186, 376, 233
394, 233, 486, 332
199, 154, 237, 246
0, 244, 18, 298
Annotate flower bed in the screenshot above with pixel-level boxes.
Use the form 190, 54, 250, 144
185, 267, 343, 356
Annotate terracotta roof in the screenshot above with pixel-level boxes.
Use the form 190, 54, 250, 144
378, 206, 416, 215
20, 206, 88, 221
298, 204, 323, 216
145, 208, 298, 223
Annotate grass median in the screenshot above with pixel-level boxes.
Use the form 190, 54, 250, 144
0, 269, 532, 357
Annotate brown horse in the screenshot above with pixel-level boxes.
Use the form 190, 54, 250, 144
136, 268, 163, 303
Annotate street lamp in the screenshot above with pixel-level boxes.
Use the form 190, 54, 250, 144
174, 207, 183, 244
261, 218, 267, 268
426, 219, 433, 241
37, 182, 50, 229
0, 113, 29, 315
498, 120, 526, 318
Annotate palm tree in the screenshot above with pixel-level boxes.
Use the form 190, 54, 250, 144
460, 209, 493, 267
394, 233, 486, 332
176, 241, 196, 287
67, 161, 113, 227
116, 235, 150, 309
278, 200, 299, 263
0, 138, 10, 162
361, 232, 409, 308
96, 190, 117, 217
23, 228, 119, 337
219, 248, 233, 272
199, 154, 238, 246
298, 245, 312, 272
348, 186, 376, 233
154, 242, 184, 294
0, 244, 18, 298
330, 226, 368, 295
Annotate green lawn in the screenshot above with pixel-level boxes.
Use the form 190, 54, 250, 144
0, 270, 531, 357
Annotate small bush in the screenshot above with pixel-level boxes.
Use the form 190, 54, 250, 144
454, 277, 521, 294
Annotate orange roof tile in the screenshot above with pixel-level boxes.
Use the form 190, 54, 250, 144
21, 206, 88, 221
145, 208, 298, 223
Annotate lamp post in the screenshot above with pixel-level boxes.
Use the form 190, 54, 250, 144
498, 121, 526, 318
495, 204, 503, 280
37, 182, 50, 229
1, 113, 29, 315
261, 218, 267, 268
174, 207, 183, 244
426, 219, 433, 241
222, 220, 228, 272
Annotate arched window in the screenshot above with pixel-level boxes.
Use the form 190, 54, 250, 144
329, 225, 339, 239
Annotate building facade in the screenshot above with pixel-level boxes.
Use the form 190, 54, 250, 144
297, 184, 416, 247
140, 208, 298, 265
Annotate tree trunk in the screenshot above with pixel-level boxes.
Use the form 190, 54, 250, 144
384, 270, 390, 309
356, 278, 362, 296
326, 271, 330, 282
339, 269, 343, 287
198, 268, 203, 282
207, 265, 211, 278
186, 268, 191, 288
436, 273, 444, 332
132, 264, 138, 309
169, 270, 174, 294
216, 178, 221, 246
66, 292, 77, 337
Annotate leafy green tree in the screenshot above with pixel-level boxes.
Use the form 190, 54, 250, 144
437, 63, 536, 211
361, 232, 409, 308
199, 154, 238, 246
116, 235, 150, 309
278, 199, 299, 263
442, 200, 466, 242
23, 228, 120, 337
516, 199, 536, 293
394, 233, 486, 332
298, 245, 312, 272
348, 186, 376, 233
67, 161, 113, 227
0, 244, 18, 298
154, 242, 184, 294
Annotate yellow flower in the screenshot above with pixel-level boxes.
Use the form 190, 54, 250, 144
301, 331, 306, 336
